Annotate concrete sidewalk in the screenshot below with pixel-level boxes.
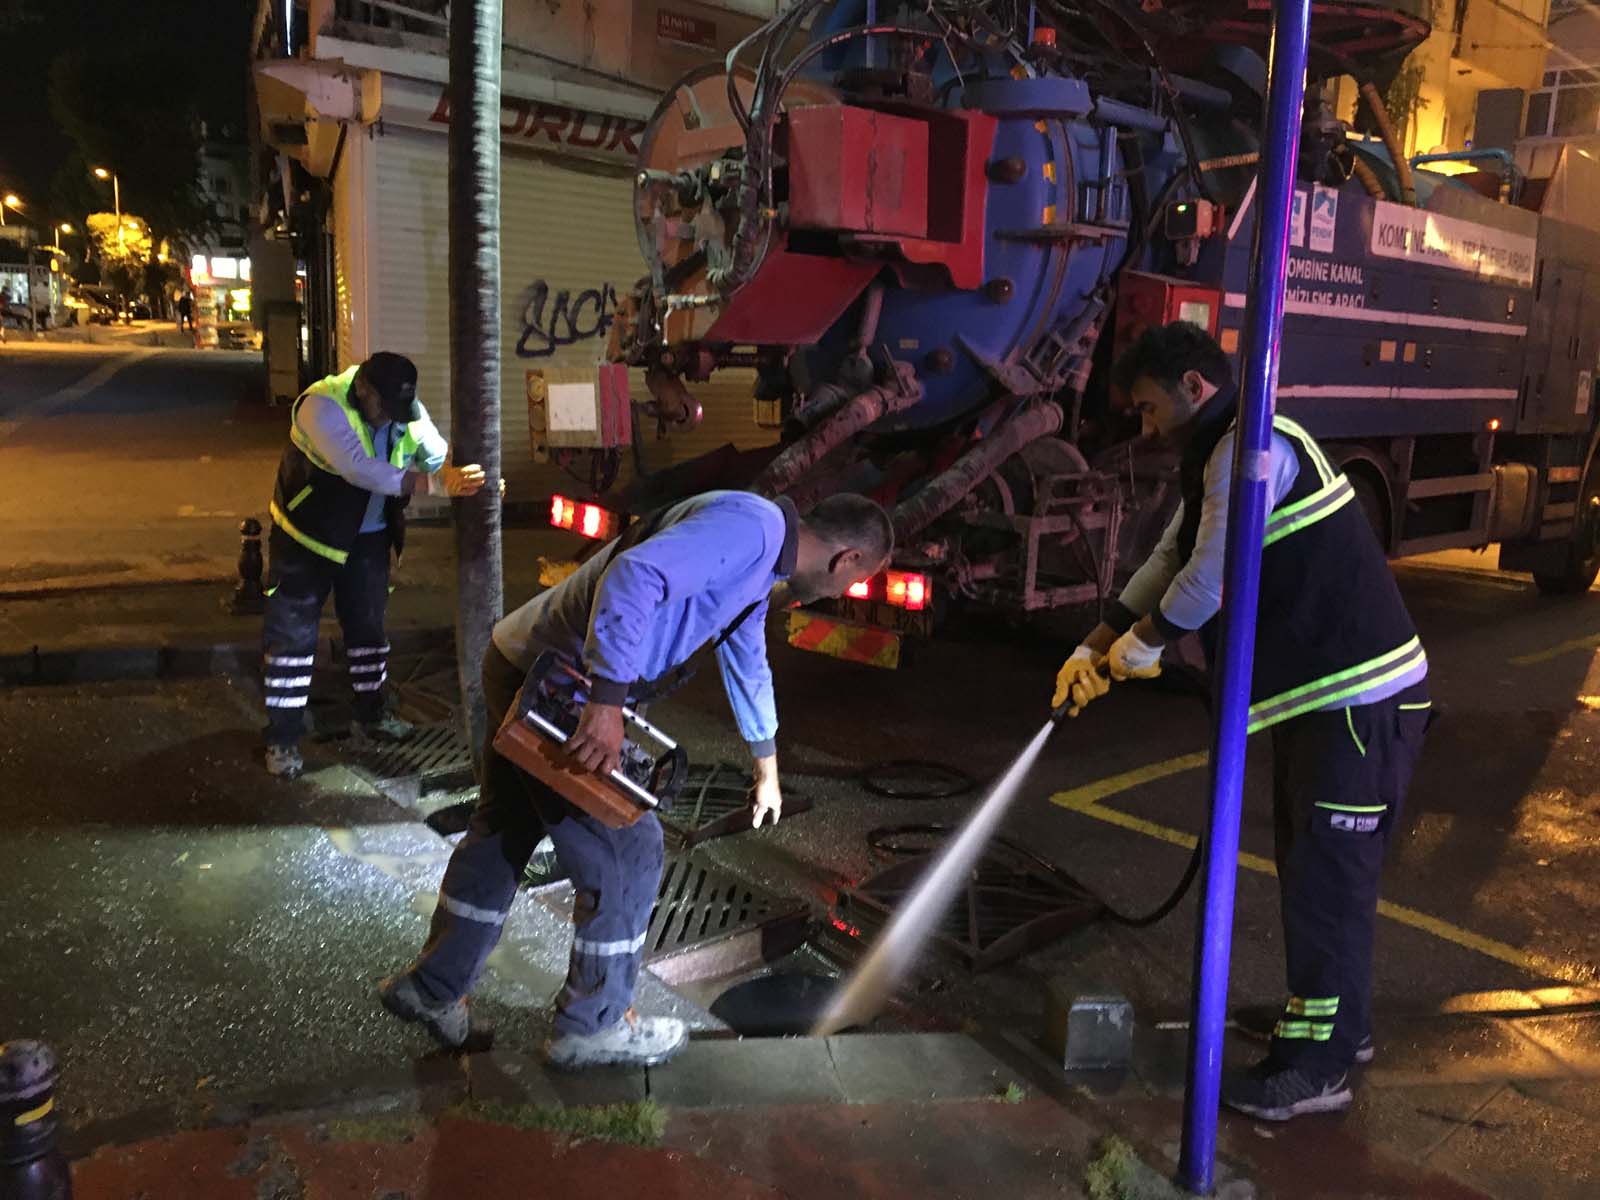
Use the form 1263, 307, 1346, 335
59, 1026, 1539, 1200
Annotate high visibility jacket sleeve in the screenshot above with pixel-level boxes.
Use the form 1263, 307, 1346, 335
299, 392, 411, 496
409, 406, 449, 473
1152, 430, 1301, 637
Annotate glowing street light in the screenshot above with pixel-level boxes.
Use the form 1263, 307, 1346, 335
91, 166, 123, 246
0, 193, 22, 228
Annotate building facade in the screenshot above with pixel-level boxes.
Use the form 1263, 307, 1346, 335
251, 0, 783, 504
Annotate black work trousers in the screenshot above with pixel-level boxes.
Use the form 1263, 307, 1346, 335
410, 645, 665, 1036
261, 528, 392, 745
1267, 684, 1430, 1073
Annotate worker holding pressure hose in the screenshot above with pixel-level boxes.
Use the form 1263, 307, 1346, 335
1054, 321, 1431, 1121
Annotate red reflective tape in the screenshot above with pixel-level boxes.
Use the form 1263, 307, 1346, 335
790, 615, 838, 652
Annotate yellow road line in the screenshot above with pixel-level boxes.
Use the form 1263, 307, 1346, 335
1509, 632, 1600, 666
1049, 755, 1595, 986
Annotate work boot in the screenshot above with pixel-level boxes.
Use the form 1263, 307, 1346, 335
1221, 1059, 1352, 1122
351, 713, 415, 744
377, 972, 473, 1050
264, 743, 303, 780
1354, 1034, 1375, 1065
544, 1009, 687, 1071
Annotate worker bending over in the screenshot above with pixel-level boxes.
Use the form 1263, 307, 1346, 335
260, 353, 486, 779
381, 489, 893, 1070
1055, 322, 1430, 1121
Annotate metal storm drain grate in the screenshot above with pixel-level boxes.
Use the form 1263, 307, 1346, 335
662, 761, 812, 848
645, 854, 804, 964
347, 721, 475, 803
835, 831, 1104, 972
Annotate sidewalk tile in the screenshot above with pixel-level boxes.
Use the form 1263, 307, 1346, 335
649, 1036, 846, 1108
826, 1033, 1009, 1104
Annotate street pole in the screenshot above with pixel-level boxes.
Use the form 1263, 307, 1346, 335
1177, 0, 1311, 1194
447, 0, 505, 774
113, 173, 122, 249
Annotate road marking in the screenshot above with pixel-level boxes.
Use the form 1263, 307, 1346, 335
0, 350, 149, 441
1049, 756, 1596, 985
1509, 632, 1600, 666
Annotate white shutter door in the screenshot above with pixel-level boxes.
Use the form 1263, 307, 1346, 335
368, 124, 772, 509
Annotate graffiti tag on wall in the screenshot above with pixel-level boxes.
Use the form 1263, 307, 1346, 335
516, 280, 619, 359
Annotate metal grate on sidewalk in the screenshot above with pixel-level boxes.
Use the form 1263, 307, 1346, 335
661, 761, 813, 848
346, 720, 475, 803
646, 854, 802, 962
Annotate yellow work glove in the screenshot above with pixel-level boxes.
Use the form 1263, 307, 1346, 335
1052, 646, 1110, 717
1107, 627, 1163, 680
435, 462, 488, 497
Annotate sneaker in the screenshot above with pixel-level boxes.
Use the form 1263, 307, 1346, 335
1354, 1034, 1375, 1065
544, 1008, 687, 1071
351, 713, 415, 744
378, 972, 473, 1050
265, 743, 303, 779
1221, 1060, 1353, 1122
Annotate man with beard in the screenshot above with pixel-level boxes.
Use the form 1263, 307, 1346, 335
379, 489, 893, 1069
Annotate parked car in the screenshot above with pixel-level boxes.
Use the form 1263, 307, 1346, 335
128, 299, 152, 320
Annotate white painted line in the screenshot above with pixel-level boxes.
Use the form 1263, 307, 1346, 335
1227, 177, 1257, 241
1221, 292, 1527, 337
1277, 385, 1519, 401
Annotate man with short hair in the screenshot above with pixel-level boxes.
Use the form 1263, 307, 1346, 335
1054, 321, 1430, 1121
380, 489, 893, 1070
261, 352, 486, 779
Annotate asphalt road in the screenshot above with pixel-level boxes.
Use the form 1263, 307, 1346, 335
0, 342, 277, 590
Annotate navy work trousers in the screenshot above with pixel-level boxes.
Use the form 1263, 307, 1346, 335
1267, 684, 1430, 1072
411, 645, 664, 1036
261, 529, 392, 745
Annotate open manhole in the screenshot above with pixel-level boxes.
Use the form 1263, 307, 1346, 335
662, 761, 813, 848
346, 720, 474, 803
834, 832, 1104, 971
644, 855, 809, 983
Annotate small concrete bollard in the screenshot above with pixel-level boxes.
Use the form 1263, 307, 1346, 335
0, 1039, 72, 1199
1044, 983, 1134, 1071
228, 517, 266, 615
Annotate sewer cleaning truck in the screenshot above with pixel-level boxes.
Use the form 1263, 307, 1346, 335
553, 0, 1600, 666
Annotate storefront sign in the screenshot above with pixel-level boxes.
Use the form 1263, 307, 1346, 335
426, 91, 647, 163
657, 9, 717, 50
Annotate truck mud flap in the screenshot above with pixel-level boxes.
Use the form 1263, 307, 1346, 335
785, 611, 901, 669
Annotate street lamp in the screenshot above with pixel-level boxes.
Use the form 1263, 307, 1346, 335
92, 166, 122, 247
53, 222, 73, 252
0, 193, 21, 227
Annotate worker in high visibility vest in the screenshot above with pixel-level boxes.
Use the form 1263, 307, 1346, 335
1055, 322, 1431, 1122
261, 352, 486, 779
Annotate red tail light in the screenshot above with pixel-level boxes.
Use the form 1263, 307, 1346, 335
885, 570, 929, 611
549, 494, 620, 541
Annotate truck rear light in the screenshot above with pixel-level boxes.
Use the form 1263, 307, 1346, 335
846, 579, 873, 600
885, 570, 929, 611
549, 494, 620, 541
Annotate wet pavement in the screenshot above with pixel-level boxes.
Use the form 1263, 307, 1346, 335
0, 549, 1596, 1196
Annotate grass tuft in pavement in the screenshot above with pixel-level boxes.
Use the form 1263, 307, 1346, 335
1083, 1135, 1184, 1200
322, 1115, 426, 1144
451, 1098, 668, 1146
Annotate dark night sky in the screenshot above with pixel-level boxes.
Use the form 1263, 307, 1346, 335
0, 0, 256, 215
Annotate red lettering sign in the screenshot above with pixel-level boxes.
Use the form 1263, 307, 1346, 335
656, 8, 716, 50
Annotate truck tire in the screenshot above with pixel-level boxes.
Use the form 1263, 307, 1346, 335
1533, 456, 1600, 595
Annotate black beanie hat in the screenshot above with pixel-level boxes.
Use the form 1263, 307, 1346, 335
360, 352, 420, 423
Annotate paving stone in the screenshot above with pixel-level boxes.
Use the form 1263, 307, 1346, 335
826, 1033, 1009, 1105
1503, 1012, 1600, 1076
1345, 1080, 1504, 1163
543, 1065, 648, 1108
1423, 1082, 1600, 1200
1364, 1016, 1574, 1086
465, 1050, 564, 1109
648, 1036, 846, 1108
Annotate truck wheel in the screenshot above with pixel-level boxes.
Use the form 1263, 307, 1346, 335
1533, 457, 1600, 595
1348, 469, 1390, 550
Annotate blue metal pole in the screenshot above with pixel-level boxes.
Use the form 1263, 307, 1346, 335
1177, 0, 1312, 1194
